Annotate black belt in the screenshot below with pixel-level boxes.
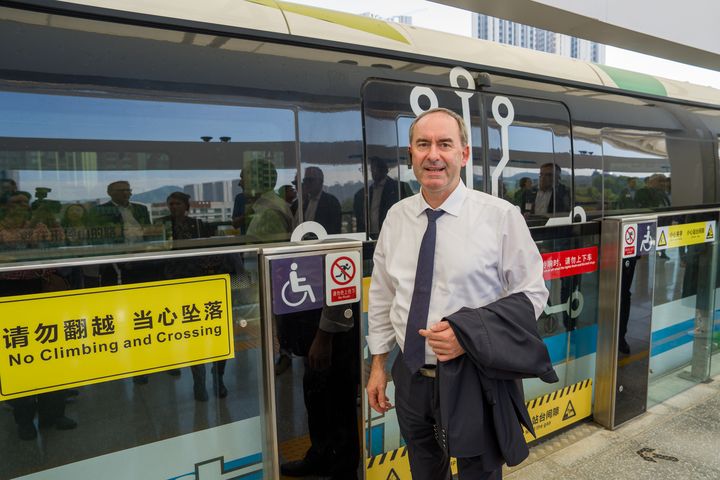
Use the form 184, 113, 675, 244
418, 365, 436, 378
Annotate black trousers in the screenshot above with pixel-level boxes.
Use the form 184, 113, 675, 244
392, 354, 502, 480
302, 326, 360, 476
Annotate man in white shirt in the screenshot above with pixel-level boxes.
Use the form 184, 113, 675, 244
366, 108, 548, 479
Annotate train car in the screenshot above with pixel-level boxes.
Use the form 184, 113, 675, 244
1, 1, 719, 478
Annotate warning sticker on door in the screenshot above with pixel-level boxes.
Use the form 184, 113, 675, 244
656, 221, 716, 251
325, 251, 361, 306
523, 378, 592, 441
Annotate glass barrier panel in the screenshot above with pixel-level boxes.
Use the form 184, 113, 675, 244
648, 211, 718, 407
0, 250, 268, 479
527, 222, 600, 400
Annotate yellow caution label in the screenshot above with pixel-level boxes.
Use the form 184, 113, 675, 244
523, 379, 592, 441
366, 380, 592, 478
0, 275, 234, 400
656, 221, 716, 251
363, 276, 371, 313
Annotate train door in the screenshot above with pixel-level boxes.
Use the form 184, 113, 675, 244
361, 78, 596, 477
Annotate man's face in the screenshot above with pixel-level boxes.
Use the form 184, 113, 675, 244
539, 166, 556, 191
108, 182, 132, 206
302, 169, 323, 197
167, 197, 187, 218
370, 162, 387, 184
409, 112, 469, 199
5, 194, 30, 222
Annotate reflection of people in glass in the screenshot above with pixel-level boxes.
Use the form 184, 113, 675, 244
278, 184, 298, 216
524, 163, 570, 216
231, 173, 246, 233
0, 191, 64, 248
635, 174, 670, 208
618, 177, 638, 209
299, 166, 341, 234
90, 181, 150, 243
354, 157, 412, 237
0, 178, 17, 203
61, 203, 89, 245
0, 262, 76, 440
280, 304, 360, 479
241, 158, 294, 241
157, 191, 209, 240
513, 177, 532, 208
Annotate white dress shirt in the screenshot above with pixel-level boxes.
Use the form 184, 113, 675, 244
367, 181, 549, 365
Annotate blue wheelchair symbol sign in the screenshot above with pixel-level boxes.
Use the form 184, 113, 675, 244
271, 256, 324, 314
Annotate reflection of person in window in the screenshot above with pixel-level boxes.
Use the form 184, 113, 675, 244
0, 191, 64, 248
242, 158, 294, 242
231, 173, 246, 233
618, 177, 638, 209
157, 191, 209, 241
354, 157, 412, 237
278, 183, 298, 216
61, 203, 89, 246
90, 181, 150, 243
300, 166, 341, 234
635, 174, 670, 208
513, 177, 532, 208
524, 163, 570, 216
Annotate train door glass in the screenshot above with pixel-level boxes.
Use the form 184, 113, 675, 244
0, 249, 269, 479
0, 89, 298, 266
601, 128, 670, 214
527, 222, 601, 399
296, 109, 364, 236
361, 79, 484, 238
484, 94, 572, 226
360, 78, 484, 462
648, 210, 718, 407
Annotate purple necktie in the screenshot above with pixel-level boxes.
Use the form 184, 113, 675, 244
404, 209, 445, 373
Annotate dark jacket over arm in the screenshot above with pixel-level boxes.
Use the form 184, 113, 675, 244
437, 292, 558, 464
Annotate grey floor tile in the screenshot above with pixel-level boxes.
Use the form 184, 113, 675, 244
573, 438, 720, 480
631, 413, 720, 471
505, 459, 587, 480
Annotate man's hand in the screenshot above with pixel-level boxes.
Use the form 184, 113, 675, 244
419, 321, 465, 362
367, 354, 392, 414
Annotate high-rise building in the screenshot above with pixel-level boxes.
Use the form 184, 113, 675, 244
362, 12, 412, 25
472, 13, 605, 63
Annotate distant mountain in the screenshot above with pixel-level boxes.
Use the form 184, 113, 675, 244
132, 185, 182, 204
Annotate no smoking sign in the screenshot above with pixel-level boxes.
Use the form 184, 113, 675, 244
325, 251, 361, 306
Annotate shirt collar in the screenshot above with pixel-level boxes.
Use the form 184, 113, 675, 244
414, 181, 467, 217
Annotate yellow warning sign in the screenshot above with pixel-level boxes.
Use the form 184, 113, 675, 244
523, 379, 592, 441
0, 275, 234, 400
656, 221, 716, 251
362, 276, 371, 313
366, 380, 593, 479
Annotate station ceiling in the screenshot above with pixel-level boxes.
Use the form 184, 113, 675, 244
434, 0, 720, 71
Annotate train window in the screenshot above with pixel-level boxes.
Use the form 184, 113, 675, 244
0, 90, 298, 265
362, 79, 484, 239
601, 129, 670, 213
485, 95, 572, 226
296, 109, 364, 236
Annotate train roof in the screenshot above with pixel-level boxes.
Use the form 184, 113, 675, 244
48, 0, 720, 106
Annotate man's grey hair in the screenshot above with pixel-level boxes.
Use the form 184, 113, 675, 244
408, 107, 468, 147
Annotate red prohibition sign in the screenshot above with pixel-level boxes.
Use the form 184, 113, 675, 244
625, 226, 636, 245
331, 256, 356, 285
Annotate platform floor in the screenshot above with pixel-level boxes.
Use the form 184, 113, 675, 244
506, 372, 720, 480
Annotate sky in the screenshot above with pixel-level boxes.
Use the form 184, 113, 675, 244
290, 0, 720, 89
